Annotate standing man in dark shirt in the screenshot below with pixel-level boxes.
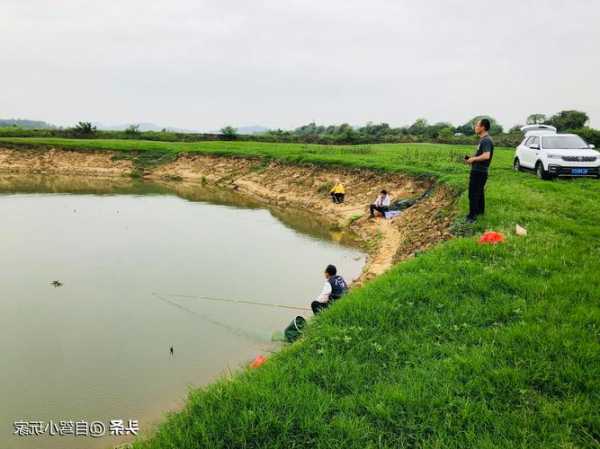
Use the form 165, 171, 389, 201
465, 118, 494, 223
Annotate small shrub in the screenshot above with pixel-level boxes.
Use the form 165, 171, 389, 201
348, 213, 363, 225
163, 174, 183, 182
317, 181, 334, 194
449, 216, 474, 237
250, 159, 270, 173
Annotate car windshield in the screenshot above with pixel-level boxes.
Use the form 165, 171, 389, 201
543, 136, 589, 149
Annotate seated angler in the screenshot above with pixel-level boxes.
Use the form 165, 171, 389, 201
311, 264, 349, 315
329, 179, 346, 204
369, 189, 391, 218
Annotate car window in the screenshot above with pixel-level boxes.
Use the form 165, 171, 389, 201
542, 135, 588, 149
529, 137, 539, 147
523, 137, 534, 146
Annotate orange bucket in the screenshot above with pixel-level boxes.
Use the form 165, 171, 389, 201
479, 231, 505, 245
250, 355, 267, 369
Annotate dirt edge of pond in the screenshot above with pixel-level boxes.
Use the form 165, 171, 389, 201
0, 147, 458, 284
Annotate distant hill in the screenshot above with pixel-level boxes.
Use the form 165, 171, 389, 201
0, 118, 271, 135
0, 118, 55, 129
93, 122, 200, 133
235, 125, 269, 135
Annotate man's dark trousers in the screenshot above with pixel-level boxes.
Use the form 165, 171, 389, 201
468, 170, 488, 218
311, 297, 340, 314
369, 204, 389, 217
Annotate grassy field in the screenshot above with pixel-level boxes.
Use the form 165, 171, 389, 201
1, 137, 599, 448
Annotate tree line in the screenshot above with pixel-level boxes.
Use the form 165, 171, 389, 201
250, 110, 595, 146
1, 110, 598, 147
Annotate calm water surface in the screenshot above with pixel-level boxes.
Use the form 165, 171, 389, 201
0, 175, 365, 449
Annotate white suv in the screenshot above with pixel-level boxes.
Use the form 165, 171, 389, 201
514, 125, 599, 180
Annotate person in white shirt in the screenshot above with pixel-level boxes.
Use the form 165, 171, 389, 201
311, 264, 349, 315
369, 189, 391, 218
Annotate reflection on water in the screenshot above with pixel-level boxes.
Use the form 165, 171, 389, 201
0, 174, 360, 245
0, 174, 365, 449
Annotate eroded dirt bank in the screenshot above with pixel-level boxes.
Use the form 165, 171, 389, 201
0, 147, 457, 283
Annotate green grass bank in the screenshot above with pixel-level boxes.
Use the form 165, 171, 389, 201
1, 137, 599, 448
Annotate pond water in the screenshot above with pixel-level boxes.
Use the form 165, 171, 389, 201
0, 175, 366, 449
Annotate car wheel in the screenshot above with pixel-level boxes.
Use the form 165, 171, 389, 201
513, 158, 522, 172
536, 162, 551, 180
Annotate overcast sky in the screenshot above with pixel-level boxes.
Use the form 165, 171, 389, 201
2, 0, 599, 130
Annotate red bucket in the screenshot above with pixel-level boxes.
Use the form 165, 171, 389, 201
250, 355, 267, 369
479, 231, 505, 245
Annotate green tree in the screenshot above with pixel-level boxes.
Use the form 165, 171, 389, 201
73, 121, 96, 136
547, 110, 589, 130
438, 127, 454, 142
408, 118, 428, 135
125, 124, 141, 136
358, 122, 392, 141
527, 114, 547, 125
455, 120, 476, 136
293, 122, 326, 142
424, 122, 453, 139
220, 126, 238, 139
509, 124, 524, 133
458, 116, 503, 135
334, 123, 358, 143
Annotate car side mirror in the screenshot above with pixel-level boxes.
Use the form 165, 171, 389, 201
589, 144, 596, 149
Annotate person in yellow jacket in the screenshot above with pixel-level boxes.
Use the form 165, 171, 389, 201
330, 179, 345, 204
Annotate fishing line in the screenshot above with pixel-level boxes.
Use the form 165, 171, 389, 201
150, 292, 269, 342
163, 292, 311, 312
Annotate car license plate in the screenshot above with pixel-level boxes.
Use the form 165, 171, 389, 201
572, 168, 588, 176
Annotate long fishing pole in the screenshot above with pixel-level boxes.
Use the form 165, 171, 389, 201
150, 292, 269, 342
164, 292, 311, 312
341, 205, 367, 212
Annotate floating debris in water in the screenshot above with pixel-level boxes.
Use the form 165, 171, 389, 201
50, 280, 63, 287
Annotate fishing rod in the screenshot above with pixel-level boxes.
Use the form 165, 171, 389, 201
164, 292, 311, 312
342, 205, 367, 211
150, 292, 270, 342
